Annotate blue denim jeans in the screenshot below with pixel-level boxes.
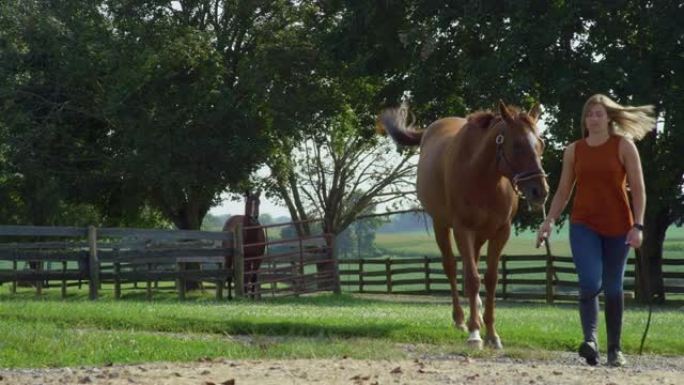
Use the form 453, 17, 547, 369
569, 223, 630, 351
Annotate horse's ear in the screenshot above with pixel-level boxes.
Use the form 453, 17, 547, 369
498, 100, 514, 124
527, 103, 542, 123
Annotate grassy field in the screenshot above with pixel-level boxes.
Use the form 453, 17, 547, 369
371, 225, 684, 260
0, 292, 683, 368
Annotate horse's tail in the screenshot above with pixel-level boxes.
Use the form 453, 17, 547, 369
375, 103, 423, 146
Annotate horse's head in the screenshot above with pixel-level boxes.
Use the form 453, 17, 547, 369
244, 189, 261, 221
496, 101, 549, 209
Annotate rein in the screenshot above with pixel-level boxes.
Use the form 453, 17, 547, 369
637, 247, 654, 356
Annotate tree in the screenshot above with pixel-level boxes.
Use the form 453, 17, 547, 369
102, 0, 297, 230
267, 108, 417, 237
0, 0, 149, 226
324, 0, 683, 302
0, 1, 314, 229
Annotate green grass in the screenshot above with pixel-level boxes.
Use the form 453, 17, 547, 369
1, 293, 682, 368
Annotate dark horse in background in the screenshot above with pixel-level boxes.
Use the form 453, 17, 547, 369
378, 101, 548, 349
223, 190, 266, 297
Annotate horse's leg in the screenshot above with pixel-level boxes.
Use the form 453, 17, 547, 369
454, 229, 483, 348
433, 221, 465, 331
471, 234, 486, 328
483, 225, 510, 349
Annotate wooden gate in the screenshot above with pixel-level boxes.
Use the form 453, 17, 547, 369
232, 220, 340, 298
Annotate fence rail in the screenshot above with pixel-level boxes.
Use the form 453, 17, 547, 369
0, 224, 340, 300
3, 224, 682, 303
339, 254, 684, 302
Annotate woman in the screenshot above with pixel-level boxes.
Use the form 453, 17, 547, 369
536, 94, 655, 367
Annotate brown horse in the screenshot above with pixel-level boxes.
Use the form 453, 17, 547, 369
378, 101, 548, 349
223, 190, 267, 297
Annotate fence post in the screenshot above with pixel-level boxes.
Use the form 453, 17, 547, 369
216, 262, 224, 300
385, 258, 392, 294
176, 262, 186, 300
11, 255, 17, 294
329, 234, 341, 294
501, 254, 507, 300
114, 262, 121, 300
297, 235, 305, 295
35, 260, 43, 296
233, 223, 245, 298
146, 263, 153, 300
545, 247, 555, 304
457, 256, 465, 297
61, 261, 68, 299
359, 260, 364, 293
87, 226, 99, 300
424, 256, 430, 293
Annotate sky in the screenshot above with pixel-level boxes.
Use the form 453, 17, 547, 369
209, 192, 291, 218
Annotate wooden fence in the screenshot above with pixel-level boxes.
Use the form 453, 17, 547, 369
0, 223, 340, 300
4, 224, 681, 302
339, 254, 684, 302
236, 221, 340, 298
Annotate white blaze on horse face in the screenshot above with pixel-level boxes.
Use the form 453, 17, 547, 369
527, 131, 540, 155
526, 131, 545, 170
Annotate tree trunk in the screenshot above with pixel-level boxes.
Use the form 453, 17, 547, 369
635, 212, 668, 304
312, 219, 337, 291
168, 200, 210, 291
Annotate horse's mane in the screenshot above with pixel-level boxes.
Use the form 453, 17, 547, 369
467, 106, 534, 131
466, 110, 497, 129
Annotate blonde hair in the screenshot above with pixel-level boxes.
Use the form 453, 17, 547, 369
581, 94, 656, 141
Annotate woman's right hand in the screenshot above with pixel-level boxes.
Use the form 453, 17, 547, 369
536, 219, 553, 248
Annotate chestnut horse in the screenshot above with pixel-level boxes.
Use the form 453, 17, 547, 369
223, 190, 266, 297
378, 101, 548, 349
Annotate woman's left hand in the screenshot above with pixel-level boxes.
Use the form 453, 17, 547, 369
626, 227, 643, 248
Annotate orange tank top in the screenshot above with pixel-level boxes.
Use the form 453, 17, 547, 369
571, 135, 634, 236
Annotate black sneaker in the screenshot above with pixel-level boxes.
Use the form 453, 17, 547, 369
607, 349, 627, 367
578, 341, 599, 366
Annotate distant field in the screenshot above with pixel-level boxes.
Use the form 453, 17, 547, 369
373, 228, 571, 257
372, 225, 684, 261
337, 225, 684, 296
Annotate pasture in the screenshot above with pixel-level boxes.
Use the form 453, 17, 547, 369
372, 225, 684, 261
1, 292, 683, 369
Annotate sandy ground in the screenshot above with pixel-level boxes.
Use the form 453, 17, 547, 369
2, 352, 683, 385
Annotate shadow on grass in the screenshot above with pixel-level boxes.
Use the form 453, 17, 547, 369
3, 312, 410, 341
2, 288, 680, 310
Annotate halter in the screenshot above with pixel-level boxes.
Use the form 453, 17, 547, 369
494, 125, 547, 195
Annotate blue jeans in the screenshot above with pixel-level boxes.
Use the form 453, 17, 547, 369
569, 223, 630, 351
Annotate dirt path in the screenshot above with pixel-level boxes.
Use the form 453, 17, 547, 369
2, 352, 683, 385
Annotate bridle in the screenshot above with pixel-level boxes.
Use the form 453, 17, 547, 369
494, 122, 548, 195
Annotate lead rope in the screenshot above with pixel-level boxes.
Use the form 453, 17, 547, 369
637, 247, 653, 357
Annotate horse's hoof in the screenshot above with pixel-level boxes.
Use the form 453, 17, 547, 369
485, 336, 503, 350
467, 337, 483, 350
454, 322, 467, 332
